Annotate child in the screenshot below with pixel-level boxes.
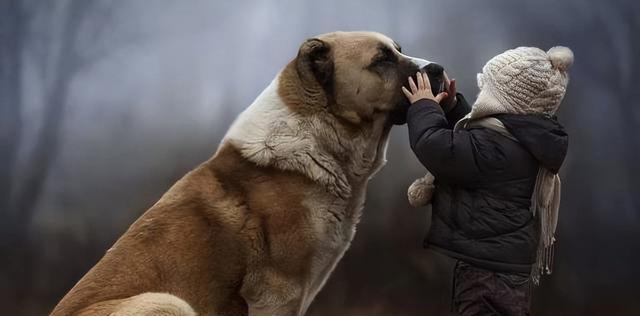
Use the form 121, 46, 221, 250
402, 46, 573, 315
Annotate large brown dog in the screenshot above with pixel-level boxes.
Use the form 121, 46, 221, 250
51, 31, 442, 316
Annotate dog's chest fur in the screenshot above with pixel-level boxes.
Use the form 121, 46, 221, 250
203, 143, 376, 315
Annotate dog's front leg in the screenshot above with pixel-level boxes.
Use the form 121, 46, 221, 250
247, 298, 305, 316
241, 267, 307, 316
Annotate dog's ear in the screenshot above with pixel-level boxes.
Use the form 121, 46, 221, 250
296, 38, 334, 96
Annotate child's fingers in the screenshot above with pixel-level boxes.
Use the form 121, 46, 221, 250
416, 71, 425, 91
449, 79, 457, 95
434, 92, 449, 104
402, 86, 412, 99
408, 76, 418, 93
422, 72, 432, 92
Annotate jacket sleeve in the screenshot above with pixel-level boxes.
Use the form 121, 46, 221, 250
444, 93, 471, 128
406, 97, 482, 184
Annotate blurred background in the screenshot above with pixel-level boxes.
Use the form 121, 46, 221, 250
1, 0, 639, 315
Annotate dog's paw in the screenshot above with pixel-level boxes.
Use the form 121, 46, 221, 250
407, 172, 436, 207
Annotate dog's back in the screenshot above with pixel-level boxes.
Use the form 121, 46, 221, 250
52, 144, 301, 315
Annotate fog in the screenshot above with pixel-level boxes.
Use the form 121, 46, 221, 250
1, 0, 639, 315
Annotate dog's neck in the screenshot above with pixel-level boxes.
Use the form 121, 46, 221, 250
222, 72, 391, 200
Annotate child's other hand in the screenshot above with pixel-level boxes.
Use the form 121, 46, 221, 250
440, 71, 458, 112
401, 71, 448, 105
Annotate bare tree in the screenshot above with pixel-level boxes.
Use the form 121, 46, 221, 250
1, 0, 123, 311
0, 0, 24, 233
13, 0, 120, 229
0, 0, 28, 306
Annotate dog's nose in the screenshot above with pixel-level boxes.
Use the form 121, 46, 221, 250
421, 63, 445, 95
423, 63, 444, 78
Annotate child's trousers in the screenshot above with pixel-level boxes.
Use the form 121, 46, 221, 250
452, 261, 532, 316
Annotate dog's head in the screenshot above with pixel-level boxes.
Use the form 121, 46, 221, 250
290, 31, 444, 126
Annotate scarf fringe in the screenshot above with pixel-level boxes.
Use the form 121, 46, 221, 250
530, 168, 561, 285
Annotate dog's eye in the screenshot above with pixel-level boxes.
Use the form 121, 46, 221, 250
376, 55, 395, 65
373, 47, 397, 66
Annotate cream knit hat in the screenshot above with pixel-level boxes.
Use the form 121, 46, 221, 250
471, 46, 574, 119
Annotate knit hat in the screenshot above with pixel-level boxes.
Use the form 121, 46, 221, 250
471, 46, 574, 119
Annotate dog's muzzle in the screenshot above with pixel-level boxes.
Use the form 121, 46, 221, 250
422, 63, 445, 96
390, 59, 446, 125
406, 56, 445, 96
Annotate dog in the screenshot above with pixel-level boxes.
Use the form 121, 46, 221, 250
51, 31, 444, 316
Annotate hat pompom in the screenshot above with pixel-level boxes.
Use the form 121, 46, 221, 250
407, 172, 435, 207
547, 46, 574, 71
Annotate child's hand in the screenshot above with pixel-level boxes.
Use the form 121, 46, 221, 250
440, 71, 458, 112
401, 71, 448, 105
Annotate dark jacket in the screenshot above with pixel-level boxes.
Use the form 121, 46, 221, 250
406, 94, 568, 273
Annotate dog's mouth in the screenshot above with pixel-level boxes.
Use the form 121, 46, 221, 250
389, 98, 411, 125
390, 63, 445, 125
